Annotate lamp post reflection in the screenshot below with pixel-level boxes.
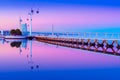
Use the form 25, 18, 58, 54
7, 39, 39, 70
27, 40, 39, 70
27, 40, 33, 66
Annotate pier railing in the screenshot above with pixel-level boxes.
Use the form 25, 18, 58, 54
35, 32, 120, 56
38, 32, 120, 40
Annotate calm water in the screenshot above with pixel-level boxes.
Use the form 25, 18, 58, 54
0, 39, 120, 80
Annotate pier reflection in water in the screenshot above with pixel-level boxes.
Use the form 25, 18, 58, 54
36, 38, 120, 56
1, 39, 120, 79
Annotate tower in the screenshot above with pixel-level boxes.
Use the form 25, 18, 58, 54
52, 24, 54, 36
21, 23, 28, 36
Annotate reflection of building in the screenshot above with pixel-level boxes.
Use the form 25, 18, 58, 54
20, 23, 28, 36
21, 40, 27, 48
7, 39, 27, 49
0, 39, 4, 44
27, 40, 39, 70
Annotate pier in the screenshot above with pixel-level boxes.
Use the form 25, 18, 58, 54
35, 33, 120, 56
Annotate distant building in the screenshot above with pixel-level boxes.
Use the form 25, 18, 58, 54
20, 23, 28, 36
0, 30, 10, 36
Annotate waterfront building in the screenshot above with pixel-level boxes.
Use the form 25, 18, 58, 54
0, 30, 10, 36
20, 23, 28, 36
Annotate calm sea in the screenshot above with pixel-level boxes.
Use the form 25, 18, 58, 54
0, 39, 120, 80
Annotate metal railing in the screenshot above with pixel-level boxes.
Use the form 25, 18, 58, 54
36, 32, 120, 40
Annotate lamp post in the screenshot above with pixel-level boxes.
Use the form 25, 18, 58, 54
52, 24, 54, 36
19, 17, 22, 28
28, 9, 39, 36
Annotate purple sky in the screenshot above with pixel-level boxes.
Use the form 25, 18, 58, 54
0, 0, 120, 32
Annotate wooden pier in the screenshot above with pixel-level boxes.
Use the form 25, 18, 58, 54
35, 36, 120, 56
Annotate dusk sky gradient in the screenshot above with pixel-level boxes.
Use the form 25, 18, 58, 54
0, 0, 120, 32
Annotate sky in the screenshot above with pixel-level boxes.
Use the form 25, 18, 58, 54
0, 0, 120, 32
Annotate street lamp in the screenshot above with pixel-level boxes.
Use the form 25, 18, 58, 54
28, 9, 39, 36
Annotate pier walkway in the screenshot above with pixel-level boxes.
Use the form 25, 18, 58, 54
35, 32, 120, 56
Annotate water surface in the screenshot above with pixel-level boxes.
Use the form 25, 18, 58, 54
0, 39, 120, 80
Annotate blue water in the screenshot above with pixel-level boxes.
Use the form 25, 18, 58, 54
1, 69, 120, 80
0, 38, 120, 80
